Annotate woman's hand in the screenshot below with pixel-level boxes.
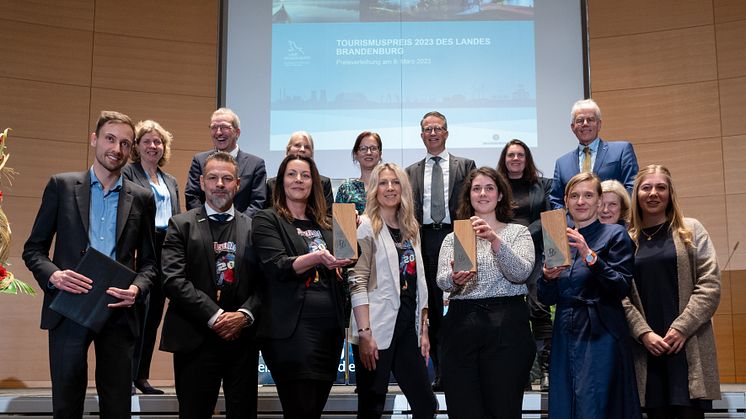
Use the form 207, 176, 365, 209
542, 265, 566, 281
420, 332, 431, 365
663, 328, 687, 354
566, 227, 591, 257
315, 249, 352, 269
471, 216, 499, 242
358, 330, 379, 371
451, 269, 474, 286
641, 331, 671, 356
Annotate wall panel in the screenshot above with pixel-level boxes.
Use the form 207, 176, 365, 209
588, 0, 712, 38
725, 194, 746, 271
92, 33, 216, 97
0, 19, 93, 86
0, 78, 92, 144
714, 0, 746, 24
632, 137, 724, 198
590, 26, 717, 91
593, 82, 720, 144
719, 76, 746, 137
723, 135, 746, 195
716, 20, 746, 79
678, 195, 729, 269
0, 0, 94, 31
713, 314, 735, 383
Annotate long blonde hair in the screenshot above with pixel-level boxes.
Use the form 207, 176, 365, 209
363, 163, 419, 245
629, 164, 692, 247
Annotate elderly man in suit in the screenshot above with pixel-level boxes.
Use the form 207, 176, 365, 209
549, 99, 639, 209
160, 151, 261, 418
185, 107, 267, 217
405, 111, 476, 391
23, 110, 157, 418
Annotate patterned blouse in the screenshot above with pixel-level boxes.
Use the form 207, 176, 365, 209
437, 223, 534, 299
335, 179, 367, 214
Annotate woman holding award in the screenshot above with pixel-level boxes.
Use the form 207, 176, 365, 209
624, 164, 721, 418
252, 154, 352, 418
348, 163, 436, 419
538, 172, 640, 418
436, 167, 535, 418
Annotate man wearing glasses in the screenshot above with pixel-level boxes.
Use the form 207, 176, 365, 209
405, 111, 476, 391
549, 99, 639, 209
185, 108, 267, 217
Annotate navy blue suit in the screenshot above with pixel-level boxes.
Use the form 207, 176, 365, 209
550, 139, 638, 209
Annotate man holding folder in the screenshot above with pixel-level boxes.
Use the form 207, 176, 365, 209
23, 111, 156, 418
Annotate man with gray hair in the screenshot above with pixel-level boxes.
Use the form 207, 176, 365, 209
549, 99, 638, 209
185, 108, 267, 217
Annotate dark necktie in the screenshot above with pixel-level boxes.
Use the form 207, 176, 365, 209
210, 213, 230, 222
430, 156, 445, 224
582, 146, 592, 173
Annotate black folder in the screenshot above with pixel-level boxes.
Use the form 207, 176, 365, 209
49, 247, 137, 332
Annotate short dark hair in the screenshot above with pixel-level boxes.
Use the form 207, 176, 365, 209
497, 139, 542, 183
95, 110, 135, 138
456, 167, 514, 223
204, 151, 238, 177
420, 111, 448, 131
273, 154, 329, 229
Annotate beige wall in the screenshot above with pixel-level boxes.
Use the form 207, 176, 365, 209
587, 0, 746, 382
0, 0, 744, 387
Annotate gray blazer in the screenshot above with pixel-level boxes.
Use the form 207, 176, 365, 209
122, 162, 181, 217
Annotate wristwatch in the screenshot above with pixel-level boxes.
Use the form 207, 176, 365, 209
584, 250, 597, 266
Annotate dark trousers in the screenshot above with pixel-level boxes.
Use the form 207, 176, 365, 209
274, 379, 334, 419
49, 314, 135, 419
441, 297, 535, 419
133, 228, 167, 381
173, 333, 258, 419
420, 224, 452, 381
352, 317, 437, 419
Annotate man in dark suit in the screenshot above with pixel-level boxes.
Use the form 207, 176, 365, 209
185, 107, 267, 217
160, 151, 261, 418
405, 111, 476, 390
23, 110, 157, 418
549, 99, 639, 209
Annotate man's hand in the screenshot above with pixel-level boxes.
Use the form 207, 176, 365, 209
212, 311, 246, 340
49, 269, 93, 294
107, 284, 140, 308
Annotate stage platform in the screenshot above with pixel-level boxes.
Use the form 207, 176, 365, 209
1, 384, 745, 418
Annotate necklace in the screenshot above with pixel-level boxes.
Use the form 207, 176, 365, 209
642, 222, 666, 241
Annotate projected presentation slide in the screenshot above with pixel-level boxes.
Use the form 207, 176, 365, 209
269, 0, 537, 152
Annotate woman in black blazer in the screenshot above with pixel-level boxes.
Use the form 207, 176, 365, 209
121, 119, 180, 395
252, 154, 352, 418
497, 139, 553, 389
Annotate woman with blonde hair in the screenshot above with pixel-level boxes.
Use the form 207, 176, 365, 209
348, 163, 436, 418
624, 164, 720, 419
122, 119, 180, 395
539, 172, 640, 418
600, 179, 630, 225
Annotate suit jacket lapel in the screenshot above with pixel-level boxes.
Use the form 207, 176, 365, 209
448, 153, 458, 193
382, 227, 401, 298
116, 181, 134, 245
233, 214, 249, 276
195, 207, 218, 284
74, 173, 90, 235
593, 139, 608, 173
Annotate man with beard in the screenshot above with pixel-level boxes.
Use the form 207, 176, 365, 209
185, 108, 267, 217
160, 151, 262, 418
23, 110, 157, 418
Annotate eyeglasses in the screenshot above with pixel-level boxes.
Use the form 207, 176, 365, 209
573, 117, 597, 125
357, 146, 379, 153
422, 126, 446, 134
209, 124, 234, 131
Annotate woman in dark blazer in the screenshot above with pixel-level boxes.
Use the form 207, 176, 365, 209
252, 154, 352, 418
497, 139, 553, 389
121, 119, 180, 395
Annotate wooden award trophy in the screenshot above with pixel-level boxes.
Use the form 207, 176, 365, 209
332, 203, 358, 260
540, 209, 571, 267
453, 219, 477, 273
